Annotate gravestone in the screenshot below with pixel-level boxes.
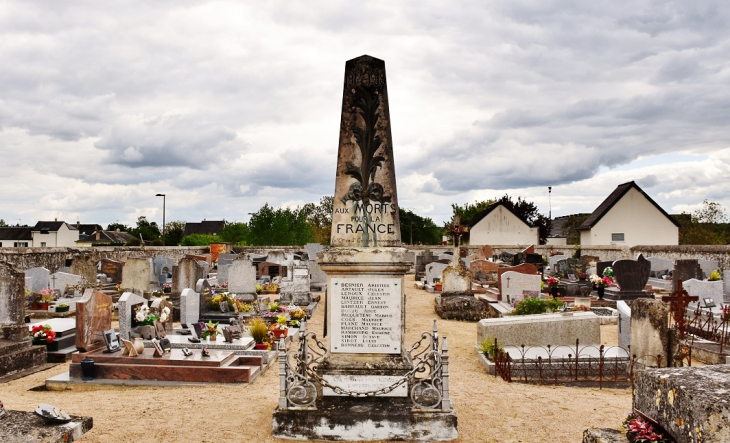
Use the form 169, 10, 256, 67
121, 258, 151, 293
646, 257, 672, 278
616, 300, 631, 350
697, 259, 718, 280
305, 244, 327, 290
470, 259, 498, 282
217, 264, 231, 286
50, 272, 82, 294
547, 254, 567, 273
682, 279, 724, 308
630, 298, 672, 368
0, 262, 47, 380
673, 259, 702, 291
275, 56, 456, 441
555, 258, 585, 278
596, 261, 613, 278
198, 260, 211, 277
481, 245, 493, 260
172, 258, 205, 295
425, 262, 448, 284
100, 259, 124, 283
75, 289, 112, 352
180, 288, 200, 326
723, 270, 730, 302
228, 259, 257, 299
497, 263, 538, 301
117, 292, 148, 341
70, 255, 97, 286
441, 254, 471, 296
290, 265, 312, 305
603, 254, 652, 300
23, 267, 50, 293
154, 256, 174, 285
186, 253, 212, 266
500, 271, 541, 305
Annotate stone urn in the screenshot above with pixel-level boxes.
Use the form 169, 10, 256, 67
133, 337, 145, 355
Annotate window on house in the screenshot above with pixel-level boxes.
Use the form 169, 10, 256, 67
611, 233, 625, 242
41, 242, 47, 247
14, 242, 29, 247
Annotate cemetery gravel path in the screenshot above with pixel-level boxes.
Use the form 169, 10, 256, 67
1, 274, 630, 442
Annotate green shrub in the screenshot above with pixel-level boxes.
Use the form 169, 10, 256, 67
478, 340, 504, 359
511, 297, 563, 316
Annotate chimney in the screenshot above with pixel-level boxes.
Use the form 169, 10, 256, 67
76, 220, 80, 228
96, 231, 100, 241
54, 217, 58, 222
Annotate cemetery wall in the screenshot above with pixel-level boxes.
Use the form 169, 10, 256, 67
0, 246, 209, 273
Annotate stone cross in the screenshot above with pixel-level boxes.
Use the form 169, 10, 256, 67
661, 281, 698, 339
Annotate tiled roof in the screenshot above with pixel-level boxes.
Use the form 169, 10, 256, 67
183, 220, 225, 236
32, 221, 78, 232
77, 230, 135, 244
578, 181, 680, 230
0, 227, 32, 241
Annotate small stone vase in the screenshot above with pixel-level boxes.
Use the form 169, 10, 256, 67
133, 337, 145, 355
80, 358, 95, 380
597, 286, 605, 299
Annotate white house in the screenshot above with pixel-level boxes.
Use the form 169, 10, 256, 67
31, 221, 80, 247
467, 203, 539, 245
0, 227, 32, 247
578, 181, 679, 246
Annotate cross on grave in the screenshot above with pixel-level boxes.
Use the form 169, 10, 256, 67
506, 276, 511, 288
661, 280, 698, 339
51, 274, 57, 289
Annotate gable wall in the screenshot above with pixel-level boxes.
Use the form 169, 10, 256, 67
469, 206, 539, 245
583, 187, 678, 246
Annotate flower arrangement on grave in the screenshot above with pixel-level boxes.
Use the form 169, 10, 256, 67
264, 283, 279, 293
289, 307, 307, 321
602, 267, 614, 277
40, 288, 55, 304
115, 284, 122, 292
248, 317, 271, 348
162, 283, 172, 292
722, 305, 730, 321
570, 305, 590, 312
30, 324, 56, 344
201, 320, 221, 340
134, 305, 158, 326
708, 270, 721, 281
27, 291, 42, 309
590, 275, 613, 288
159, 306, 171, 323
288, 319, 300, 328
56, 303, 70, 313
255, 284, 264, 294
622, 412, 669, 442
546, 277, 559, 288
220, 281, 228, 289
237, 301, 254, 313
209, 293, 234, 311
478, 340, 504, 360
270, 315, 289, 331
577, 271, 589, 281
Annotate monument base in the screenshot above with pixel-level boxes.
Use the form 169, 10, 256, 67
602, 289, 653, 301
435, 295, 490, 321
272, 397, 457, 441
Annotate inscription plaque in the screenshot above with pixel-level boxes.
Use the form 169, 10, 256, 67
330, 277, 401, 354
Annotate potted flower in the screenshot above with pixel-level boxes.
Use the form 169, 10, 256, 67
255, 284, 264, 295
434, 280, 443, 292
39, 288, 55, 310
590, 275, 613, 300
162, 283, 172, 293
270, 315, 289, 339
237, 302, 254, 316
577, 271, 589, 281
264, 283, 279, 294
116, 284, 123, 292
134, 305, 158, 326
30, 324, 56, 345
708, 270, 722, 281
28, 291, 42, 310
249, 317, 271, 350
289, 307, 307, 323
55, 303, 70, 313
201, 320, 221, 341
546, 277, 560, 298
288, 319, 301, 329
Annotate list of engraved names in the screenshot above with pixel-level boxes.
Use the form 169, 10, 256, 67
331, 277, 401, 354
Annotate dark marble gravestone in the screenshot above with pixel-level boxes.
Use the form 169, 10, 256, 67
603, 254, 653, 301
673, 259, 703, 292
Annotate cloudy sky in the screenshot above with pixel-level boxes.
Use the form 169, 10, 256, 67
2, 1, 730, 229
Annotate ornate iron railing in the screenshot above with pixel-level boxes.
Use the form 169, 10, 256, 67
489, 338, 684, 387
278, 319, 452, 412
676, 304, 730, 354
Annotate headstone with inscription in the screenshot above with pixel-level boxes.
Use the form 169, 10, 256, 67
49, 272, 82, 294
75, 289, 112, 352
100, 259, 124, 284
274, 56, 456, 442
673, 259, 702, 291
500, 271, 541, 305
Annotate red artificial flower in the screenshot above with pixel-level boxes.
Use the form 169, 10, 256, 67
45, 331, 56, 343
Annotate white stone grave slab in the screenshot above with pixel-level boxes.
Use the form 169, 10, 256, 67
180, 288, 200, 326
330, 277, 401, 354
425, 262, 448, 284
228, 259, 257, 294
683, 279, 724, 307
118, 291, 148, 341
50, 272, 82, 292
24, 267, 50, 293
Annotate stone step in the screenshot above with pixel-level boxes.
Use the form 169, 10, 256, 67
0, 342, 46, 376
0, 338, 35, 356
47, 345, 79, 363
48, 332, 76, 352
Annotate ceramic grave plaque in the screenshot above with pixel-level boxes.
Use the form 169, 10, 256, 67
330, 277, 401, 354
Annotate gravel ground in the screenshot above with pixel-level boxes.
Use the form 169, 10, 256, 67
1, 274, 630, 442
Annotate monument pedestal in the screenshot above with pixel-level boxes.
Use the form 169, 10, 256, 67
435, 252, 488, 321
603, 288, 653, 301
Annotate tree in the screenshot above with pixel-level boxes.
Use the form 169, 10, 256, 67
180, 234, 221, 246
247, 204, 315, 246
130, 216, 161, 243
0, 219, 7, 227
164, 221, 186, 246
220, 222, 250, 245
107, 222, 131, 232
448, 200, 495, 226
399, 208, 443, 245
679, 200, 729, 245
559, 214, 590, 245
303, 196, 334, 245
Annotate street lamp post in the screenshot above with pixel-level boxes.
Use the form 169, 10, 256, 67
155, 193, 166, 246
548, 186, 552, 219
